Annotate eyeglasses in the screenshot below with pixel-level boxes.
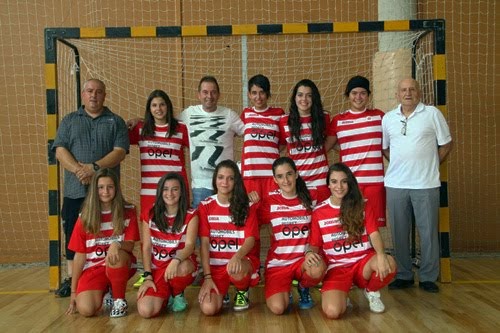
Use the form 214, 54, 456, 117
400, 119, 408, 136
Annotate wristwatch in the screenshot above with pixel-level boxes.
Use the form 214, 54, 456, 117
92, 162, 100, 171
142, 271, 152, 278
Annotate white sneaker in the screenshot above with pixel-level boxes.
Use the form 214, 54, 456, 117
363, 289, 385, 313
110, 298, 128, 318
103, 290, 113, 308
223, 293, 230, 307
346, 297, 353, 309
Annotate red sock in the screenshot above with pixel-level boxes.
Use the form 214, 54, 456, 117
231, 273, 251, 291
299, 271, 323, 288
106, 266, 129, 299
366, 270, 396, 292
170, 274, 195, 296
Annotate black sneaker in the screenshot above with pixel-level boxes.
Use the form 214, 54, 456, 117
419, 281, 439, 293
55, 277, 72, 297
388, 279, 414, 290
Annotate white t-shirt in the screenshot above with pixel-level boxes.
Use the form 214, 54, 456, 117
179, 105, 244, 189
382, 102, 452, 189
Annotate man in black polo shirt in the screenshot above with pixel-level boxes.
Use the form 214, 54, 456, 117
52, 78, 129, 297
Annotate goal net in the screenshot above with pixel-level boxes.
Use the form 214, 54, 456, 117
51, 21, 439, 282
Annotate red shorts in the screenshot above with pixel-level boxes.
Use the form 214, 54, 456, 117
140, 195, 155, 223
76, 254, 137, 294
321, 252, 375, 293
145, 255, 198, 299
359, 184, 386, 227
244, 178, 278, 198
264, 257, 305, 299
208, 255, 260, 295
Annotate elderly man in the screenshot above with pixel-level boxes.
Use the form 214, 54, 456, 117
382, 78, 452, 293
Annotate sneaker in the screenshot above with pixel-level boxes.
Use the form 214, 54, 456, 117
388, 279, 414, 290
103, 289, 113, 308
363, 289, 385, 313
55, 277, 71, 298
346, 297, 353, 309
171, 293, 188, 312
192, 269, 204, 286
110, 298, 128, 318
133, 275, 145, 288
223, 293, 230, 307
419, 281, 439, 293
233, 290, 249, 311
297, 284, 314, 310
167, 296, 174, 309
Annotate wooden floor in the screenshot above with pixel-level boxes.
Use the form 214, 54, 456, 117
1, 257, 499, 332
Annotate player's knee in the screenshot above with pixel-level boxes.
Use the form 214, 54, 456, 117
200, 302, 221, 316
137, 304, 157, 319
76, 302, 98, 317
266, 299, 287, 315
323, 303, 345, 320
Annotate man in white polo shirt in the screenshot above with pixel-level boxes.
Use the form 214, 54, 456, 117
382, 78, 452, 293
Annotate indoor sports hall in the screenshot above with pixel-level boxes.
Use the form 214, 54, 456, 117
0, 1, 498, 331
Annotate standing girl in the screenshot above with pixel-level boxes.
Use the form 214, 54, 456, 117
129, 89, 190, 223
309, 163, 396, 319
258, 157, 325, 314
137, 173, 198, 317
197, 160, 260, 315
279, 79, 333, 202
129, 90, 190, 287
240, 74, 284, 199
65, 168, 140, 318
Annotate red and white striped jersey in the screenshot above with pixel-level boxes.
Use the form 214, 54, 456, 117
145, 209, 197, 270
258, 190, 314, 269
129, 121, 190, 198
198, 195, 259, 266
330, 109, 385, 185
68, 205, 140, 271
310, 199, 377, 271
240, 107, 284, 179
279, 113, 330, 189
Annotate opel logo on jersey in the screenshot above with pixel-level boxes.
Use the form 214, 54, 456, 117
282, 225, 309, 238
147, 148, 173, 158
210, 238, 240, 251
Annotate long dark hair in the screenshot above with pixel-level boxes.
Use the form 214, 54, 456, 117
141, 89, 178, 139
288, 79, 326, 149
327, 163, 365, 241
150, 173, 188, 233
212, 160, 249, 227
272, 157, 313, 211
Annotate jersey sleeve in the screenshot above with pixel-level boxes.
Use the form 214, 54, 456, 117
179, 122, 190, 149
278, 115, 288, 146
329, 114, 339, 136
309, 210, 323, 248
68, 218, 87, 253
245, 205, 259, 240
197, 203, 210, 238
364, 204, 378, 236
256, 197, 271, 225
128, 121, 142, 145
124, 206, 140, 241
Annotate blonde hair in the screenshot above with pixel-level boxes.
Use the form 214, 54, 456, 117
80, 168, 127, 235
